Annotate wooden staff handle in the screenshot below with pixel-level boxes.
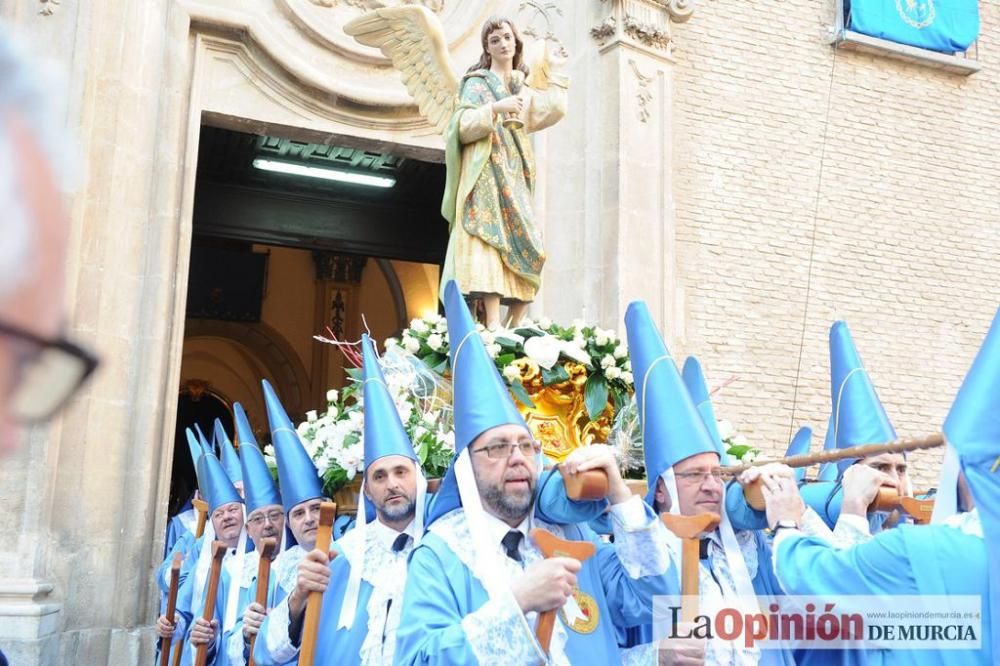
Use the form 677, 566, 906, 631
159, 551, 182, 666
194, 541, 227, 666
660, 513, 720, 622
558, 467, 609, 501
744, 480, 936, 524
721, 432, 944, 476
193, 498, 208, 539
299, 501, 337, 666
247, 537, 278, 666
529, 528, 597, 658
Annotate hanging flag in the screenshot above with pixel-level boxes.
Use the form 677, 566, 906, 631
847, 0, 979, 53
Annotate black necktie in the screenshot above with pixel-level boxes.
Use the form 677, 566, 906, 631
501, 530, 523, 563
392, 533, 411, 553
699, 538, 710, 560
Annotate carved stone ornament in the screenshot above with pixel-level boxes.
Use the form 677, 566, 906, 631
38, 0, 60, 16
628, 59, 653, 122
307, 0, 444, 10
591, 0, 695, 54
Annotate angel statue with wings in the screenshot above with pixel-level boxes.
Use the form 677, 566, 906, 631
346, 8, 569, 328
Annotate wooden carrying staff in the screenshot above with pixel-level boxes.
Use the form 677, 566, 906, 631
731, 433, 943, 513
194, 541, 228, 666
659, 513, 720, 622
529, 528, 597, 659
299, 501, 338, 666
247, 537, 278, 666
159, 552, 182, 666
193, 498, 209, 538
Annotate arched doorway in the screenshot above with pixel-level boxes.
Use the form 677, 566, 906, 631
169, 381, 234, 520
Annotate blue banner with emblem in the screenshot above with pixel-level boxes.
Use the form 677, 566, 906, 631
847, 0, 980, 53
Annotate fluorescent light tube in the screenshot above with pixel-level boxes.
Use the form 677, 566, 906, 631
252, 158, 396, 188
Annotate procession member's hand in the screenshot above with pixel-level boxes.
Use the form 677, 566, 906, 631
156, 612, 179, 639
287, 549, 335, 620
761, 474, 805, 529
242, 602, 266, 640
841, 464, 897, 517
492, 96, 524, 116
189, 617, 217, 645
511, 556, 581, 613
737, 462, 796, 488
658, 624, 706, 666
561, 443, 630, 505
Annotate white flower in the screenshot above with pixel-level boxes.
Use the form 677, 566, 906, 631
613, 344, 627, 359
426, 333, 444, 351
442, 430, 456, 449
410, 318, 429, 333
732, 434, 749, 447
716, 420, 735, 441
423, 312, 442, 323
306, 410, 318, 423
486, 343, 502, 358
621, 371, 634, 384
538, 316, 552, 329
571, 335, 585, 348
742, 449, 759, 464
523, 335, 561, 370
478, 329, 495, 346
605, 366, 622, 380
435, 319, 448, 332
348, 410, 364, 429
624, 359, 632, 372
600, 354, 615, 369
296, 421, 313, 437
560, 341, 592, 366
595, 333, 609, 347
326, 389, 339, 403
385, 337, 399, 348
475, 323, 485, 332
403, 336, 421, 353
503, 364, 522, 381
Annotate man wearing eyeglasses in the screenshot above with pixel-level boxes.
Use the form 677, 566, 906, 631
0, 31, 98, 459
396, 282, 673, 665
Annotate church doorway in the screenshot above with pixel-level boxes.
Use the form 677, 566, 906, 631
165, 123, 446, 528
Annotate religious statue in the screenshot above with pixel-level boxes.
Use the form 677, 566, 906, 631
345, 8, 569, 328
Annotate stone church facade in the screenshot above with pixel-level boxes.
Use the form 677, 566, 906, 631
0, 0, 996, 662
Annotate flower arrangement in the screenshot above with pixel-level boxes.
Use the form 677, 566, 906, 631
718, 419, 761, 463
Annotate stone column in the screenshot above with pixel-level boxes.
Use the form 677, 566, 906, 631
538, 0, 694, 335
0, 0, 187, 662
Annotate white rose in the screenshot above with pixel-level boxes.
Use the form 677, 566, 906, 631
427, 333, 443, 351
479, 329, 495, 346
621, 371, 634, 384
624, 359, 631, 372
442, 431, 455, 449
403, 336, 421, 353
306, 410, 318, 423
523, 335, 561, 370
296, 421, 313, 437
486, 343, 502, 358
503, 364, 522, 381
716, 420, 735, 441
385, 337, 399, 348
326, 389, 338, 403
560, 341, 592, 366
436, 319, 448, 332
733, 434, 749, 447
600, 354, 615, 369
595, 332, 609, 346
613, 344, 627, 359
605, 366, 622, 380
410, 318, 429, 333
742, 449, 759, 464
424, 312, 442, 323
538, 316, 552, 329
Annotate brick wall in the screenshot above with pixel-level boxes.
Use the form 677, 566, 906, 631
670, 0, 1000, 489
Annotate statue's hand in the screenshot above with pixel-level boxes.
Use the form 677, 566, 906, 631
547, 41, 569, 68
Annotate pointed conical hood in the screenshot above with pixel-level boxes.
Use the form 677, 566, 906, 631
784, 426, 812, 482
195, 423, 215, 457
681, 356, 728, 463
362, 334, 418, 467
239, 439, 282, 515
198, 450, 243, 514
262, 379, 324, 514
829, 321, 897, 475
185, 427, 206, 490
943, 307, 1000, 648
215, 418, 243, 484
233, 402, 258, 448
625, 301, 718, 501
426, 281, 528, 524
816, 416, 839, 481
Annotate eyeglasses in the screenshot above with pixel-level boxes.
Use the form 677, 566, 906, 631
247, 509, 284, 527
674, 469, 724, 485
471, 440, 541, 459
0, 320, 99, 423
